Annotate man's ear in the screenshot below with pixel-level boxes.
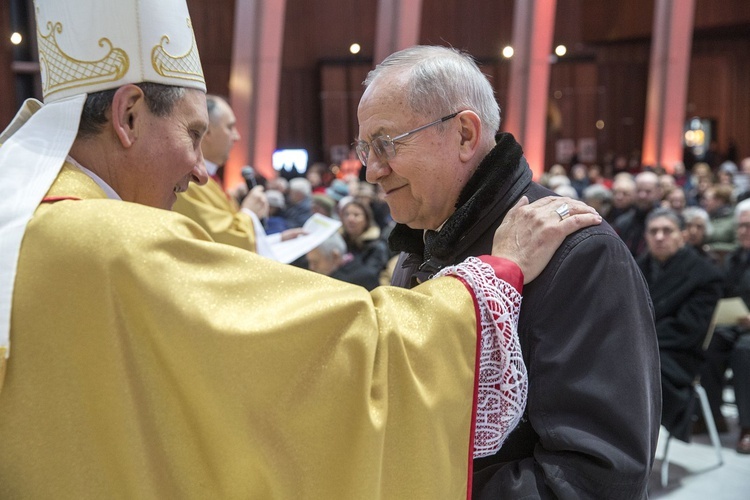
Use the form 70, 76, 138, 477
457, 110, 482, 162
111, 84, 147, 149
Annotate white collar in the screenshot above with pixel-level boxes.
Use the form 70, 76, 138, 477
204, 159, 219, 177
66, 155, 121, 201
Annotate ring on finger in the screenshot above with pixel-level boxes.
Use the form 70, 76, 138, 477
555, 203, 570, 221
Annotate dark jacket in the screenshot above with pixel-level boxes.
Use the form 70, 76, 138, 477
335, 226, 390, 291
637, 246, 723, 441
389, 133, 661, 500
612, 205, 652, 258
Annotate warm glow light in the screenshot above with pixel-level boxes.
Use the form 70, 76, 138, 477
349, 43, 361, 55
554, 90, 563, 99
596, 120, 605, 130
554, 45, 567, 57
502, 46, 514, 59
10, 32, 22, 45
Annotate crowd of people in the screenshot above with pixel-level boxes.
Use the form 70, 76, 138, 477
538, 155, 750, 455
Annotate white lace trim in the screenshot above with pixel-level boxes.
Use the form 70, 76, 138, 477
435, 257, 528, 459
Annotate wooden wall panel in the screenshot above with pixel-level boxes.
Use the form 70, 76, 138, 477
186, 0, 234, 96
0, 2, 15, 129
694, 0, 750, 30
277, 68, 319, 156
282, 0, 377, 67
420, 0, 515, 59
581, 0, 654, 42
687, 36, 750, 162
316, 62, 370, 163
594, 43, 651, 163
544, 61, 599, 168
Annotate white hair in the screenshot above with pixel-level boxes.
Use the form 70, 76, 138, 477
288, 177, 312, 196
364, 45, 500, 147
682, 206, 713, 236
554, 185, 579, 199
315, 233, 347, 258
736, 198, 750, 221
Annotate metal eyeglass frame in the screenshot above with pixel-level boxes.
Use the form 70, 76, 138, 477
354, 111, 460, 167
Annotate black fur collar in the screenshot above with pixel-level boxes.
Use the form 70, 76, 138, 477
388, 132, 524, 259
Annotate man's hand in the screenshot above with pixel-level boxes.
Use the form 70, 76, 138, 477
241, 185, 270, 219
492, 196, 602, 284
280, 228, 307, 241
227, 183, 249, 203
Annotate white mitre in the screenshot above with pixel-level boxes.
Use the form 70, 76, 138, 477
0, 0, 207, 379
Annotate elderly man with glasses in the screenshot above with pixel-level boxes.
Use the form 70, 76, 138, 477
357, 45, 661, 499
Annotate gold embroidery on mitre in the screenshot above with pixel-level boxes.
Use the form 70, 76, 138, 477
151, 18, 204, 83
37, 21, 129, 97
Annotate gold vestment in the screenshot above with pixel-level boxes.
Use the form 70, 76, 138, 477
173, 176, 257, 252
0, 163, 481, 499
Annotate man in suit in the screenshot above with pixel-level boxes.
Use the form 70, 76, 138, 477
637, 207, 723, 441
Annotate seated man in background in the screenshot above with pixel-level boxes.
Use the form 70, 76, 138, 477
637, 208, 723, 441
613, 170, 663, 257
700, 198, 750, 453
307, 233, 379, 290
682, 206, 715, 262
703, 184, 738, 255
607, 172, 636, 223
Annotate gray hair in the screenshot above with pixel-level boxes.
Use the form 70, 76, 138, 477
736, 198, 750, 221
206, 94, 230, 122
583, 183, 612, 203
288, 177, 312, 196
315, 233, 347, 258
363, 45, 500, 146
646, 207, 685, 230
682, 206, 713, 235
77, 82, 186, 139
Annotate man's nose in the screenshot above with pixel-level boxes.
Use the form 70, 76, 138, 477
192, 153, 209, 186
365, 157, 390, 184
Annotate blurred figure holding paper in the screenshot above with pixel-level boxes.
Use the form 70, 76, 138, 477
700, 198, 750, 454
173, 94, 303, 258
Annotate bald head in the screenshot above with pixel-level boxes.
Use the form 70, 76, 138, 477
634, 171, 661, 212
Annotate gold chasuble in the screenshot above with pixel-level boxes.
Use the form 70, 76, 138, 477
172, 176, 258, 252
0, 164, 513, 498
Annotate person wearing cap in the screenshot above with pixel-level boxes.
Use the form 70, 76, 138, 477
172, 94, 300, 257
356, 45, 659, 498
0, 2, 601, 497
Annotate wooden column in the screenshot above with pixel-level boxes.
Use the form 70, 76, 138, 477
641, 0, 695, 172
504, 0, 557, 180
374, 0, 423, 66
226, 0, 286, 188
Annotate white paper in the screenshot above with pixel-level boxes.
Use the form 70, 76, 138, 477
270, 214, 342, 264
712, 297, 750, 326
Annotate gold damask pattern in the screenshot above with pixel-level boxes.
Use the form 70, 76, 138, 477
151, 18, 204, 82
37, 22, 129, 97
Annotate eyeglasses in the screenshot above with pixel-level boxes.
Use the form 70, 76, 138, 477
354, 111, 459, 167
